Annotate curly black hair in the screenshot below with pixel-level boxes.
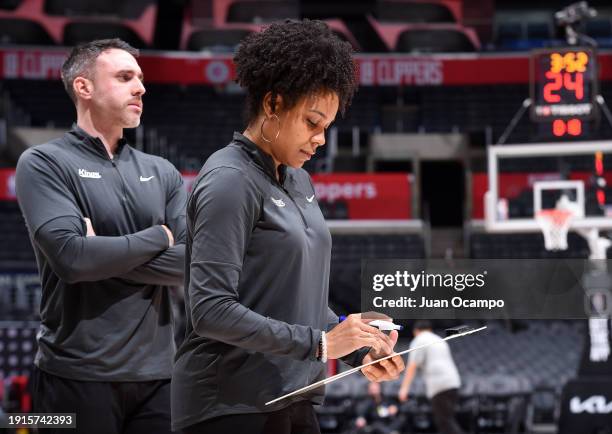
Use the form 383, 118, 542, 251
234, 19, 357, 123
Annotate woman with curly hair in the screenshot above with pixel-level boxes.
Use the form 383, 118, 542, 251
171, 19, 404, 433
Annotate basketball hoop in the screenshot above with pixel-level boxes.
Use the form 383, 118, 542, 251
536, 208, 575, 251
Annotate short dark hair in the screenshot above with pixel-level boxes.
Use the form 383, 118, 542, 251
233, 19, 357, 123
414, 320, 432, 331
61, 38, 139, 104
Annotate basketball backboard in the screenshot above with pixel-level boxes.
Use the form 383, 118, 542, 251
484, 141, 612, 234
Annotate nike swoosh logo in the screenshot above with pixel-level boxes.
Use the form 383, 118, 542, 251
271, 197, 286, 207
306, 195, 315, 203
140, 176, 155, 182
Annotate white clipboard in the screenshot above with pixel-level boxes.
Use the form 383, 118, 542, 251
266, 325, 486, 406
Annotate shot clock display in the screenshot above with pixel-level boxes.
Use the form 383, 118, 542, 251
530, 48, 598, 137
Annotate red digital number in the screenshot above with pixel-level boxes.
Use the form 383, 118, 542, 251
552, 119, 582, 137
563, 72, 584, 100
543, 71, 562, 103
552, 119, 565, 136
567, 118, 582, 135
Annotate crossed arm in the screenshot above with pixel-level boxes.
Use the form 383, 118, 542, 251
16, 150, 186, 285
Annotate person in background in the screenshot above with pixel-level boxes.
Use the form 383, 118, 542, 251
398, 320, 464, 434
352, 382, 405, 434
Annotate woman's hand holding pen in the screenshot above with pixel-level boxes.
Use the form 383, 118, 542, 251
325, 314, 395, 360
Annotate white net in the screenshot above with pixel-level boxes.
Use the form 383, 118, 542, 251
536, 208, 575, 251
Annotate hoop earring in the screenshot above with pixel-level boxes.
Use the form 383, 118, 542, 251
261, 114, 281, 143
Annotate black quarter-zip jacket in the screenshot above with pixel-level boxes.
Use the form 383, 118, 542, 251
15, 124, 186, 381
171, 132, 367, 430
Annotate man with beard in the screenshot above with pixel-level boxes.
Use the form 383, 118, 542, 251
15, 38, 186, 434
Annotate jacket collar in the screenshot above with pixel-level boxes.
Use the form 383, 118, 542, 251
69, 123, 129, 160
232, 131, 287, 186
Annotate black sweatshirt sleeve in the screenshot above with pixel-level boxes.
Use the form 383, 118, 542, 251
118, 245, 184, 286
35, 216, 169, 284
119, 166, 187, 286
16, 148, 169, 284
16, 148, 85, 234
188, 167, 320, 361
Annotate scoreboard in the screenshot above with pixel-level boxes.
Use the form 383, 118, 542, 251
530, 48, 598, 137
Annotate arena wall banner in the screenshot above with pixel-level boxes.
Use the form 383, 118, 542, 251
558, 378, 612, 434
3, 47, 612, 86
311, 173, 412, 219
0, 169, 16, 201
0, 170, 411, 220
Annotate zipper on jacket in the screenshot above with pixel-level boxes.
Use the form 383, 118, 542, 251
283, 186, 309, 229
246, 141, 310, 229
109, 157, 129, 203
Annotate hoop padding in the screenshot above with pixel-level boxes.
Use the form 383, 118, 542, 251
535, 209, 575, 251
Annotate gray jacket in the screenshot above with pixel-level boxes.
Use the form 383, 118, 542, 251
15, 125, 186, 382
171, 133, 366, 430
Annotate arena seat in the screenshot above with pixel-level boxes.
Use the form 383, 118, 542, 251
526, 21, 552, 40
0, 0, 22, 11
396, 27, 477, 53
495, 21, 522, 46
0, 17, 55, 45
324, 19, 362, 51
3, 80, 74, 127
493, 8, 560, 50
376, 0, 456, 23
185, 27, 252, 52
0, 322, 38, 379
586, 18, 612, 39
226, 0, 298, 23
449, 320, 583, 388
329, 233, 426, 314
44, 0, 155, 19
585, 18, 612, 48
367, 16, 481, 52
315, 380, 355, 433
63, 21, 146, 48
0, 0, 157, 47
525, 386, 558, 431
469, 232, 590, 259
0, 201, 35, 263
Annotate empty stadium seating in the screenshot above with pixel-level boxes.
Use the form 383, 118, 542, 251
226, 0, 299, 23
0, 0, 157, 48
396, 26, 478, 53
493, 5, 612, 50
313, 320, 584, 433
469, 232, 591, 259
0, 201, 35, 264
375, 1, 457, 24
184, 27, 252, 52
329, 233, 426, 314
5, 77, 612, 171
0, 322, 38, 379
44, 0, 155, 19
369, 16, 481, 52
0, 16, 55, 45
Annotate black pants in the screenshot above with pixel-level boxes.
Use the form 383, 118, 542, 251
31, 367, 171, 434
431, 388, 464, 434
182, 401, 321, 434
